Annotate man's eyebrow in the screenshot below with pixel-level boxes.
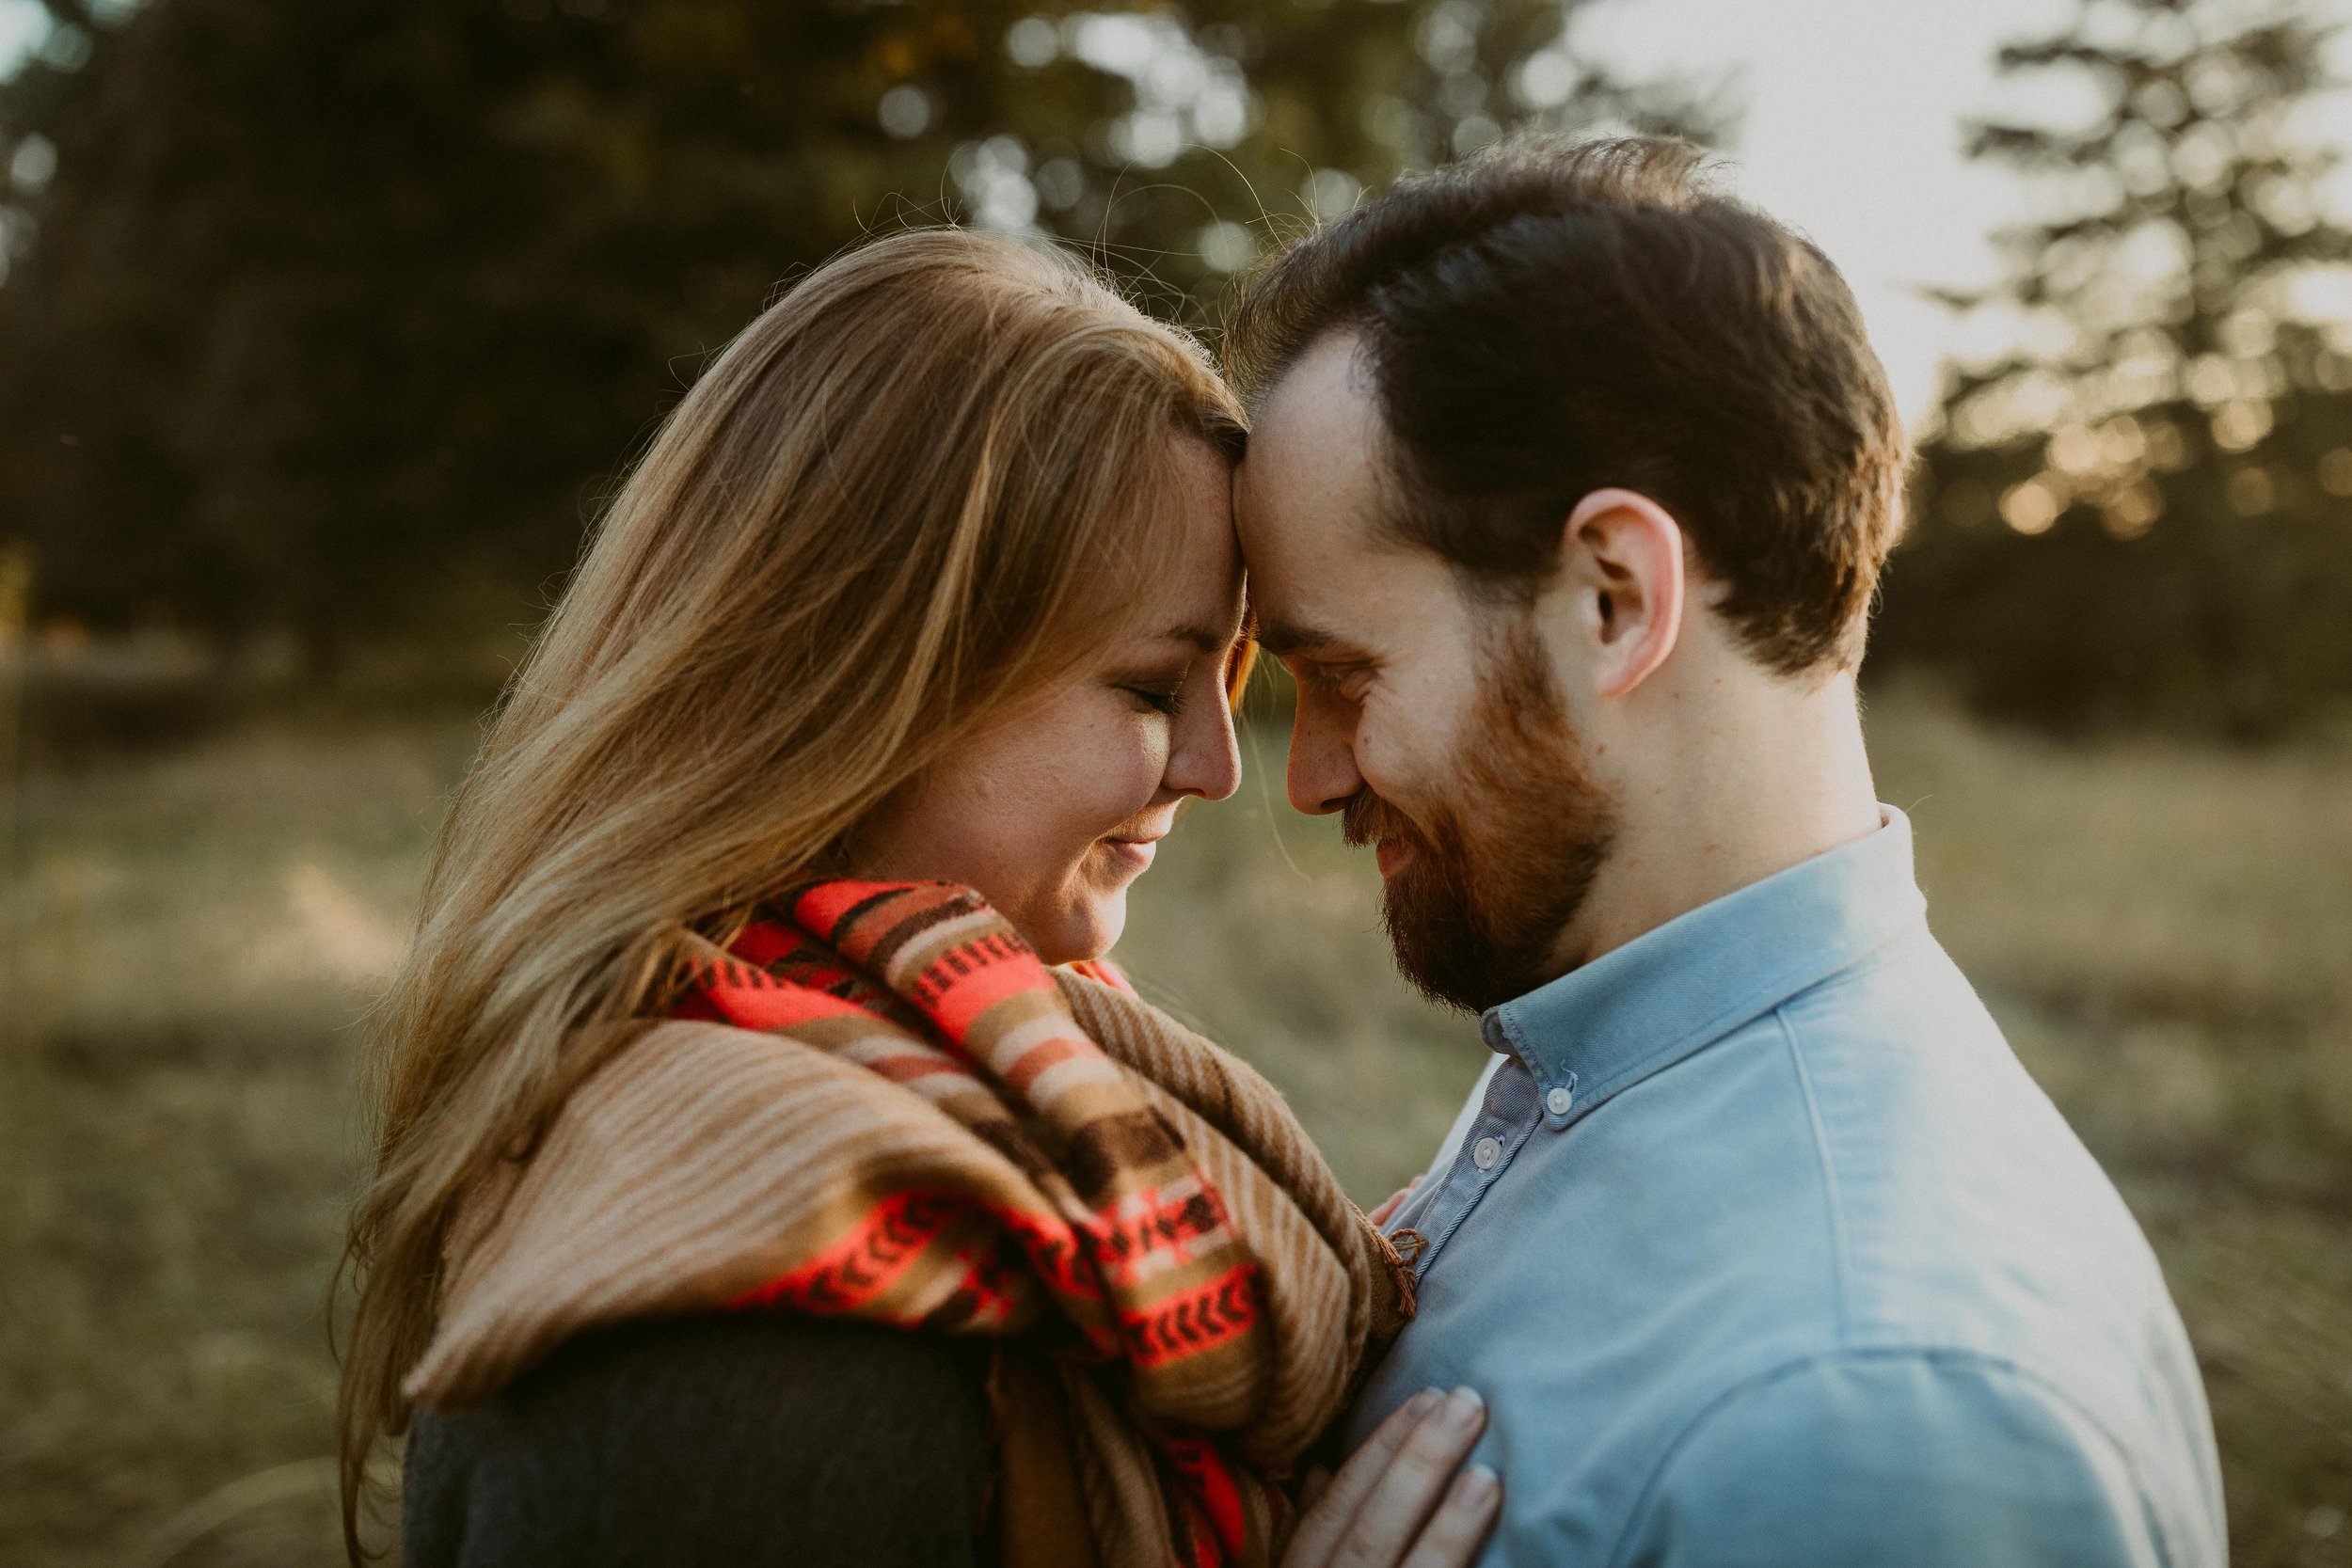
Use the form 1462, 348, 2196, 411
1254, 617, 1364, 660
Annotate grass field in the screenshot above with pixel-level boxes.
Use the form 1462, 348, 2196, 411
2, 693, 2347, 1566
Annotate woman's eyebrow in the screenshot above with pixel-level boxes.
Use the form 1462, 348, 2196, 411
1161, 621, 1242, 654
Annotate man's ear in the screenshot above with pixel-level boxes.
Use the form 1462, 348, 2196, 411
1559, 487, 1685, 699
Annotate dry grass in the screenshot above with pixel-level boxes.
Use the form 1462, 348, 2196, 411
1, 694, 2345, 1565
0, 721, 466, 1567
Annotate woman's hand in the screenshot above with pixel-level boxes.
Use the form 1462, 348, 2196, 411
1280, 1386, 1501, 1568
1367, 1177, 1422, 1227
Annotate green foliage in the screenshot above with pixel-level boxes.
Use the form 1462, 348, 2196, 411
0, 0, 1710, 651
1880, 0, 2352, 737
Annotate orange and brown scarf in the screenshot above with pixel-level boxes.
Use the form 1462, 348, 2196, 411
405, 881, 1413, 1568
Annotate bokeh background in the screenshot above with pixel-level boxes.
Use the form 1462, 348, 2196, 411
1, 0, 2348, 1562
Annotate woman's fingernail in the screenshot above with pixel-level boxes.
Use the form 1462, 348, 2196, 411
1438, 1386, 1485, 1429
1403, 1387, 1442, 1419
1453, 1464, 1500, 1503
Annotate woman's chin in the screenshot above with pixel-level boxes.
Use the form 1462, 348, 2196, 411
1025, 889, 1127, 968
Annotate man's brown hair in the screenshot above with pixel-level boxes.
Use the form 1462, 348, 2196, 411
1225, 135, 1908, 673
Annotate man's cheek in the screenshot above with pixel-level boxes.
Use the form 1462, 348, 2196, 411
1353, 705, 1438, 816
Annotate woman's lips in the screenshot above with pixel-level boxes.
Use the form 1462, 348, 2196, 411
1375, 838, 1413, 879
1102, 836, 1160, 873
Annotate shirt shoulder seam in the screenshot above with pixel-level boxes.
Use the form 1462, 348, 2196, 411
1773, 1005, 1853, 1345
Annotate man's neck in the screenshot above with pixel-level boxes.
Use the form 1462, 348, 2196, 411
1549, 662, 1883, 974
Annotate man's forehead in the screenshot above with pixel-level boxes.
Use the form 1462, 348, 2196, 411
1244, 330, 1383, 478
1236, 334, 1391, 568
1236, 351, 1455, 661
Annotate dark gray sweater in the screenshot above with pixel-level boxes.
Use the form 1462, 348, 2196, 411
403, 1313, 996, 1567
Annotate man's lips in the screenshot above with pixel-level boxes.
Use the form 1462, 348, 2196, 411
1343, 789, 1416, 879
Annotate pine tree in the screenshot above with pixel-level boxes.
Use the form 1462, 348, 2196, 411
1881, 0, 2352, 736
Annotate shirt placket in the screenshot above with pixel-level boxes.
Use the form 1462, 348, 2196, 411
1387, 1045, 1541, 1281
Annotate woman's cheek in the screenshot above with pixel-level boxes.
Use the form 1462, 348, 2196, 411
1074, 720, 1161, 838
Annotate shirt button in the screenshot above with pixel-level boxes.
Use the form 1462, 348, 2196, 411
1546, 1085, 1573, 1116
1471, 1136, 1502, 1171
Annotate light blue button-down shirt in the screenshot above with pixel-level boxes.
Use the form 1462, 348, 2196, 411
1358, 810, 2225, 1566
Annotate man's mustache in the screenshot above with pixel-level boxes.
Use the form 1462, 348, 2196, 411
1341, 788, 1419, 851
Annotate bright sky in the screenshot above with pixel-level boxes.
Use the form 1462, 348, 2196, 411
1572, 0, 2084, 425
6, 0, 2344, 428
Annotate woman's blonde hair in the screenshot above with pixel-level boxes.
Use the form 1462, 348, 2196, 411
336, 227, 1246, 1555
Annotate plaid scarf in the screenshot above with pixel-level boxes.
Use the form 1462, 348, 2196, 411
405, 881, 1413, 1568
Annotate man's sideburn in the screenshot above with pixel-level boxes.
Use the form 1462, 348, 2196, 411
1343, 616, 1616, 1013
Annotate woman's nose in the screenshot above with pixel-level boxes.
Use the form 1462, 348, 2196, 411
1166, 687, 1243, 802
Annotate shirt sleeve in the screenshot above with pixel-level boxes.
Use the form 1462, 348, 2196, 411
402, 1311, 995, 1568
1615, 1351, 2169, 1568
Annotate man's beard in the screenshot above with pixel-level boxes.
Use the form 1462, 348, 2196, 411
1343, 623, 1615, 1014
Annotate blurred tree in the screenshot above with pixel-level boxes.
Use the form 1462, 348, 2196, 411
1879, 0, 2352, 737
0, 0, 1712, 657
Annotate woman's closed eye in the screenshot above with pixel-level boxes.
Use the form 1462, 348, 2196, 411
1123, 683, 1185, 716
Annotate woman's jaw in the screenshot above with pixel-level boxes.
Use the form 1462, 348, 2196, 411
1011, 809, 1177, 964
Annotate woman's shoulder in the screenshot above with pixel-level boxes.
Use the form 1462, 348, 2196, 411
403, 1313, 995, 1568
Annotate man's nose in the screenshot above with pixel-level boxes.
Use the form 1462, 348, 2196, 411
1285, 693, 1362, 816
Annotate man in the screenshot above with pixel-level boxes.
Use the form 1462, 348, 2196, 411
1228, 136, 2224, 1566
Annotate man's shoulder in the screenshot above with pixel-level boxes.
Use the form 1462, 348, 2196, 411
1611, 1346, 2218, 1568
1403, 933, 2224, 1567
1762, 936, 2168, 1338
1451, 930, 2165, 1363
1574, 939, 2200, 1426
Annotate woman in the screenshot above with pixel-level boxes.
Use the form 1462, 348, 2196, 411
340, 228, 1498, 1568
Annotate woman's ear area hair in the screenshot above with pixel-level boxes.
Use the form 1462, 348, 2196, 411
1555, 486, 1686, 700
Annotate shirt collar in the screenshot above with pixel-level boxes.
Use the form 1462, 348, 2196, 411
1482, 807, 1929, 1122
